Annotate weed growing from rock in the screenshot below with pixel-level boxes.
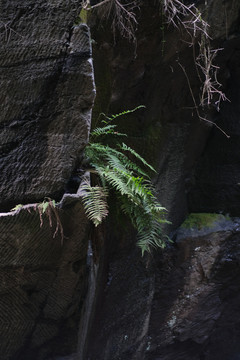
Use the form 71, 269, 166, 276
83, 106, 170, 255
11, 199, 64, 244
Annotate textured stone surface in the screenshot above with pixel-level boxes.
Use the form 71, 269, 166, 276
0, 1, 95, 359
202, 0, 240, 39
188, 36, 240, 215
90, 1, 211, 230
2, 0, 240, 359
0, 1, 95, 210
85, 248, 155, 359
85, 216, 240, 360
90, 0, 240, 228
146, 216, 240, 360
82, 1, 240, 359
0, 198, 89, 360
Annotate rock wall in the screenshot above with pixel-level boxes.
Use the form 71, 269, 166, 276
83, 1, 240, 359
188, 36, 240, 215
2, 0, 240, 359
0, 1, 95, 359
0, 201, 89, 360
85, 215, 240, 360
0, 1, 95, 210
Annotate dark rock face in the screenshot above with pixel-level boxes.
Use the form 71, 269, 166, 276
82, 1, 240, 359
85, 217, 240, 360
0, 201, 89, 360
147, 217, 240, 360
0, 1, 95, 210
90, 0, 240, 228
90, 1, 211, 230
0, 1, 95, 359
2, 0, 240, 359
188, 37, 240, 215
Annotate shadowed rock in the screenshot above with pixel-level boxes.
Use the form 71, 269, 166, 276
0, 1, 95, 210
0, 1, 95, 359
0, 199, 89, 360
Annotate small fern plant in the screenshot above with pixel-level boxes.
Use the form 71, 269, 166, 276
83, 106, 170, 255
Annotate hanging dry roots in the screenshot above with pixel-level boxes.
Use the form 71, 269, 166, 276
83, 0, 139, 42
162, 0, 209, 36
197, 41, 228, 110
162, 0, 228, 111
36, 199, 64, 245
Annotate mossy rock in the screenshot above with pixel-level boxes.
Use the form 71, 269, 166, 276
181, 213, 229, 230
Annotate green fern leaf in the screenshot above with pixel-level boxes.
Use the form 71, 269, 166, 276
91, 124, 127, 138
81, 184, 108, 226
101, 105, 145, 124
120, 143, 156, 173
84, 106, 170, 255
137, 220, 166, 255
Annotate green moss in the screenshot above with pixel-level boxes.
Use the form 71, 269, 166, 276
181, 213, 228, 230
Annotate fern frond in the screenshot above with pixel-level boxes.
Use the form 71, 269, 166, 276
85, 143, 122, 161
84, 106, 170, 255
120, 143, 156, 173
91, 124, 128, 138
86, 143, 169, 254
85, 143, 118, 167
123, 158, 150, 178
87, 143, 150, 179
91, 124, 117, 137
134, 208, 167, 254
101, 169, 133, 198
126, 175, 154, 200
106, 153, 129, 172
137, 221, 167, 256
81, 184, 108, 226
120, 192, 168, 255
102, 105, 145, 124
100, 165, 150, 204
107, 152, 150, 179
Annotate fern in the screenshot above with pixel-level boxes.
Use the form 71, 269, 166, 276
86, 143, 150, 179
91, 124, 127, 138
120, 186, 170, 254
101, 105, 145, 123
102, 169, 132, 197
81, 184, 108, 226
83, 106, 169, 254
120, 143, 156, 173
91, 124, 117, 137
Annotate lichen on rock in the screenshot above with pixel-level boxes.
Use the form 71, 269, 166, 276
181, 213, 227, 229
